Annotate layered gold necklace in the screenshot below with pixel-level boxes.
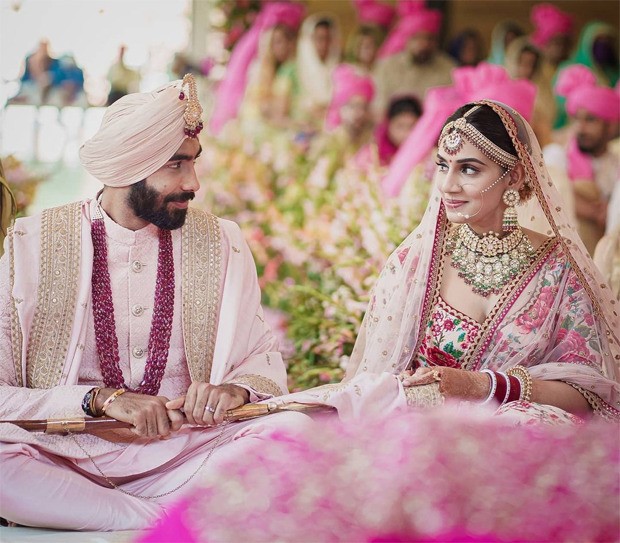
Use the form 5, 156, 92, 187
447, 224, 536, 297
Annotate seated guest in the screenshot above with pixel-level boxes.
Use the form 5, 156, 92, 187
594, 179, 620, 300
546, 64, 619, 254
487, 20, 525, 66
554, 21, 619, 128
309, 64, 375, 176
504, 37, 555, 146
210, 1, 305, 135
373, 3, 454, 115
348, 0, 394, 76
447, 28, 485, 67
355, 95, 422, 171
346, 25, 384, 77
0, 75, 300, 531
297, 14, 341, 127
529, 3, 574, 76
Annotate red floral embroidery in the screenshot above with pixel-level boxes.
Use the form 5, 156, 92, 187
426, 346, 460, 368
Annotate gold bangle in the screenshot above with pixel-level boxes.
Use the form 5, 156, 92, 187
101, 388, 126, 415
89, 387, 102, 417
507, 366, 533, 402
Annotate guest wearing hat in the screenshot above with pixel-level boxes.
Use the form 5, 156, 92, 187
0, 75, 300, 530
530, 3, 574, 69
373, 1, 455, 115
310, 64, 375, 177
554, 22, 619, 129
346, 0, 395, 77
545, 65, 620, 254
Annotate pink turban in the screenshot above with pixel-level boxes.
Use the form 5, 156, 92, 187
80, 79, 201, 187
353, 0, 395, 29
556, 64, 620, 122
383, 63, 536, 197
378, 7, 442, 58
530, 3, 573, 48
556, 65, 619, 183
210, 1, 306, 134
326, 64, 375, 129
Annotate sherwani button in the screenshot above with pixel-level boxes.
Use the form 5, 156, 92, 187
132, 304, 144, 317
133, 347, 145, 358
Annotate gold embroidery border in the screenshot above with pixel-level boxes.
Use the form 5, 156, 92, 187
409, 206, 449, 367
564, 382, 620, 422
26, 202, 82, 388
8, 226, 24, 386
404, 382, 444, 408
461, 237, 559, 371
182, 208, 222, 382
228, 374, 285, 397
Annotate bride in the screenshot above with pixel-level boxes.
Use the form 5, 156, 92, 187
276, 99, 620, 424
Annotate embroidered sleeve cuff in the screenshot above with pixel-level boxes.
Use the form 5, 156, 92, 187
564, 382, 620, 422
227, 374, 285, 402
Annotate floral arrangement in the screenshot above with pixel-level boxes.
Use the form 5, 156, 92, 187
213, 0, 262, 50
1, 155, 46, 217
140, 406, 619, 543
196, 132, 431, 390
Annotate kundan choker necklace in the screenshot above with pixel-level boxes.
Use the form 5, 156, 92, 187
91, 205, 175, 395
447, 224, 535, 297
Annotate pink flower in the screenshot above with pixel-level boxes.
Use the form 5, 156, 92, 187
515, 286, 556, 333
583, 313, 595, 327
444, 320, 455, 331
556, 328, 589, 356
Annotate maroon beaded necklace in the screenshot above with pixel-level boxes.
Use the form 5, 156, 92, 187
91, 207, 175, 396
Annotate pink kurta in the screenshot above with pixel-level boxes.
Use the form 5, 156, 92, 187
0, 199, 298, 531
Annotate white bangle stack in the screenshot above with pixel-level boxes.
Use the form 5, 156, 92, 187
480, 369, 497, 405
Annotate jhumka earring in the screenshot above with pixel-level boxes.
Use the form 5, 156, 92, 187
502, 189, 520, 232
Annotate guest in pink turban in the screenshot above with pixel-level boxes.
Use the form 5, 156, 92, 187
530, 3, 574, 68
309, 64, 375, 176
543, 64, 620, 254
348, 0, 395, 77
353, 0, 395, 30
326, 64, 375, 132
373, 1, 454, 116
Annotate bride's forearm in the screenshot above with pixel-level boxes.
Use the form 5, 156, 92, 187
531, 379, 592, 415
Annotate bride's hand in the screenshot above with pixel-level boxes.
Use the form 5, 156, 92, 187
402, 366, 490, 402
401, 366, 441, 386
